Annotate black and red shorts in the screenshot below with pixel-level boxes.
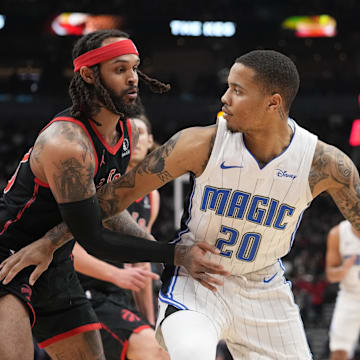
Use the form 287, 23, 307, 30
87, 290, 152, 360
0, 250, 100, 348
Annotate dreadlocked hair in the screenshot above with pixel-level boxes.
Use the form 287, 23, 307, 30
138, 70, 171, 94
69, 29, 130, 120
69, 29, 170, 121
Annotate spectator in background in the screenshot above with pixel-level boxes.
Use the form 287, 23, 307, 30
326, 220, 360, 360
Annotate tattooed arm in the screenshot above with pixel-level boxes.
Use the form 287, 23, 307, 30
30, 121, 97, 203
0, 125, 228, 290
309, 140, 360, 232
97, 125, 218, 218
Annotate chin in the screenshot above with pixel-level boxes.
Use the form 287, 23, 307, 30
226, 124, 239, 134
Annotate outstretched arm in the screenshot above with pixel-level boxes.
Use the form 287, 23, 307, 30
73, 243, 159, 292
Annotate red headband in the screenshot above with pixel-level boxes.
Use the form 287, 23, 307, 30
73, 39, 139, 72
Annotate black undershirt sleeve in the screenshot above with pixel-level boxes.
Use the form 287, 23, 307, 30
58, 195, 175, 264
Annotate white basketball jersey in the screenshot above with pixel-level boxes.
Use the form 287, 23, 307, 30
175, 117, 317, 275
338, 220, 360, 295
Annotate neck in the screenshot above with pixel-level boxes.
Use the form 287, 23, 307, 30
243, 118, 293, 167
91, 107, 121, 145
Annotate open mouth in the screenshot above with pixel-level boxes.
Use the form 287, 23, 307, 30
125, 88, 138, 100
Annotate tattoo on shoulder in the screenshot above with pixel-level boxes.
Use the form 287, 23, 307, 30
311, 141, 360, 232
309, 141, 332, 192
310, 141, 354, 192
59, 122, 95, 163
53, 158, 95, 202
31, 133, 47, 164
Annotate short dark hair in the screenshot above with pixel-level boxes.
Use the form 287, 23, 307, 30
69, 29, 170, 120
235, 50, 300, 112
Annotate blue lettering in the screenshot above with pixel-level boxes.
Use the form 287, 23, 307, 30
200, 186, 231, 215
226, 191, 250, 219
215, 225, 239, 258
264, 199, 279, 227
236, 233, 261, 262
247, 196, 268, 224
274, 204, 295, 229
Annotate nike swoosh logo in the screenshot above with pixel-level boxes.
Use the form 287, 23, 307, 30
263, 272, 278, 283
220, 161, 243, 170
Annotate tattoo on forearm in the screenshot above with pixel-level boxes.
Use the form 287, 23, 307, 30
157, 170, 173, 182
174, 244, 191, 266
97, 133, 180, 218
136, 134, 179, 180
46, 222, 73, 247
103, 211, 152, 240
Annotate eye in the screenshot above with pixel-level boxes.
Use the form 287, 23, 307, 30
133, 65, 138, 72
116, 67, 125, 73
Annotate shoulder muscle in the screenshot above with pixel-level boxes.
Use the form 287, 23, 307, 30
33, 121, 97, 203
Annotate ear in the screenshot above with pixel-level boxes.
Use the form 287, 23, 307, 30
268, 93, 282, 112
79, 66, 95, 84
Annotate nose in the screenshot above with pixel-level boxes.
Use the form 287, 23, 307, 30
221, 88, 230, 105
127, 69, 138, 86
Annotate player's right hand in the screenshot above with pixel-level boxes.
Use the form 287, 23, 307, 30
114, 266, 159, 291
0, 237, 55, 286
174, 241, 230, 292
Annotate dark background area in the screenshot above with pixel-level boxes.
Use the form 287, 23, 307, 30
0, 1, 359, 358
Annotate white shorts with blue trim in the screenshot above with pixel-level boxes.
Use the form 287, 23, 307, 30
156, 261, 312, 359
329, 290, 360, 354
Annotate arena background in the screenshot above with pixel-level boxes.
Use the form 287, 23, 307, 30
0, 0, 359, 358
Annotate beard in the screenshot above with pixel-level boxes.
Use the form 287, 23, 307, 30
107, 85, 145, 118
94, 76, 145, 119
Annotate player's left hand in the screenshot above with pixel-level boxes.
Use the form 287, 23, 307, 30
174, 241, 230, 292
0, 237, 55, 285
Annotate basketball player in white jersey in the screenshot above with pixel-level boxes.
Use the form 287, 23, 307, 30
326, 221, 360, 360
2, 50, 360, 359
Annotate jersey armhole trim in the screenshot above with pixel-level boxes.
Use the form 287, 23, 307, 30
34, 177, 50, 188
